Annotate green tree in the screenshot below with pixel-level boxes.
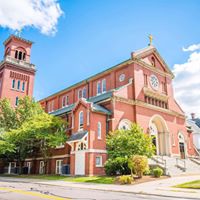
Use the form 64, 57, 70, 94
0, 97, 67, 174
105, 123, 155, 175
107, 123, 155, 159
0, 99, 18, 131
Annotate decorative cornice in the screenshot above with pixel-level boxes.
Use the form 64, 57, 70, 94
113, 95, 185, 119
4, 34, 33, 45
0, 60, 36, 73
143, 87, 168, 101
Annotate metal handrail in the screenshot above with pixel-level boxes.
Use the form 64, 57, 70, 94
176, 158, 186, 171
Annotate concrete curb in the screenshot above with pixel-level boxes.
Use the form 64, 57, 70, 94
0, 177, 200, 199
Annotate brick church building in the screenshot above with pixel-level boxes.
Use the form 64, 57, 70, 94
0, 35, 197, 176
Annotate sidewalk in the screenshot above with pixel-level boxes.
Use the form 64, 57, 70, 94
1, 175, 200, 199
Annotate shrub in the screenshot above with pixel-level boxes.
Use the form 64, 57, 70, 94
118, 175, 132, 184
143, 168, 151, 176
131, 155, 148, 178
104, 157, 130, 176
153, 167, 163, 178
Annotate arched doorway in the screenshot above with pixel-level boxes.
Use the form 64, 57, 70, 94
149, 115, 170, 156
178, 132, 185, 159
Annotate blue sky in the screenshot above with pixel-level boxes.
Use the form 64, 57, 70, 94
0, 0, 200, 116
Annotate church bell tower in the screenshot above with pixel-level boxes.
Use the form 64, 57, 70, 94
0, 34, 36, 106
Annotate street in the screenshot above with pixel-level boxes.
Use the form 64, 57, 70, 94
0, 178, 194, 200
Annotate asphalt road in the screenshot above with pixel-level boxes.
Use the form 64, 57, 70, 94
0, 179, 193, 200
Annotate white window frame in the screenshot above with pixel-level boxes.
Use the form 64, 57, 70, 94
62, 96, 66, 107
66, 95, 69, 106
97, 122, 102, 139
22, 82, 25, 92
12, 79, 15, 89
26, 162, 31, 174
55, 160, 63, 175
79, 111, 84, 130
39, 161, 44, 174
15, 96, 19, 106
8, 162, 16, 174
48, 101, 54, 113
102, 79, 106, 93
82, 87, 87, 99
97, 81, 101, 95
78, 89, 82, 99
96, 156, 103, 167
17, 80, 20, 90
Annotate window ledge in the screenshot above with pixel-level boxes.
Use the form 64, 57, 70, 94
96, 165, 104, 168
11, 88, 25, 93
56, 145, 65, 149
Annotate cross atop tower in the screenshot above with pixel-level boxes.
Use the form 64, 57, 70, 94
16, 28, 22, 37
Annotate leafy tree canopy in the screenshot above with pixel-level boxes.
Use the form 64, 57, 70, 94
0, 97, 67, 170
106, 123, 155, 159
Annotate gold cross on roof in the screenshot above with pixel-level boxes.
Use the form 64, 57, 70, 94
148, 34, 153, 46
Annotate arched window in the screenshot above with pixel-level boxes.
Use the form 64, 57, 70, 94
5, 47, 11, 57
102, 79, 106, 93
151, 57, 155, 67
15, 50, 18, 59
82, 87, 87, 98
97, 122, 102, 139
18, 51, 22, 60
12, 79, 15, 89
62, 96, 66, 107
17, 80, 20, 90
79, 111, 84, 129
23, 53, 26, 60
97, 81, 101, 95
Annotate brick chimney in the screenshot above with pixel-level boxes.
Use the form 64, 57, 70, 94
191, 113, 196, 120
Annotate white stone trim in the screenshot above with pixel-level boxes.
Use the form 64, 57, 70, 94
71, 149, 107, 154
25, 154, 70, 161
87, 109, 90, 126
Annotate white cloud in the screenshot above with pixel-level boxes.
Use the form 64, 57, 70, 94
182, 44, 200, 52
173, 46, 200, 118
0, 0, 63, 35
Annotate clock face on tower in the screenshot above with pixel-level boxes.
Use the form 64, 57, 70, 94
150, 74, 159, 90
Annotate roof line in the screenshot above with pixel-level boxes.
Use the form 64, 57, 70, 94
39, 58, 131, 102
3, 34, 33, 45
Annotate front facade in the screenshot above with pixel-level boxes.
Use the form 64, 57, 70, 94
37, 45, 196, 176
0, 35, 197, 176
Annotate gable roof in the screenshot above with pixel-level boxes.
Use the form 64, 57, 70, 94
50, 91, 113, 116
132, 45, 174, 77
67, 130, 88, 142
91, 103, 111, 115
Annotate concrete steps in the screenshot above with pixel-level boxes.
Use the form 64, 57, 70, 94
149, 156, 200, 176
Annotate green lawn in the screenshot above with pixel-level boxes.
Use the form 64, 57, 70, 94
175, 180, 200, 189
1, 175, 115, 184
